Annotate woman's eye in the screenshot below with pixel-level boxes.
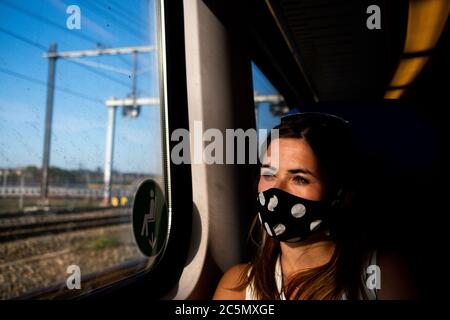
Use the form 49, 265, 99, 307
260, 168, 276, 180
261, 174, 275, 181
293, 176, 309, 185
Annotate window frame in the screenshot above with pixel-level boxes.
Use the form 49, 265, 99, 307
16, 0, 192, 300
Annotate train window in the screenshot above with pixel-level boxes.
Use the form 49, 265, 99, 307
252, 62, 287, 131
0, 0, 167, 299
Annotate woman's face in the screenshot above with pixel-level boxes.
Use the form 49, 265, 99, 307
258, 138, 327, 201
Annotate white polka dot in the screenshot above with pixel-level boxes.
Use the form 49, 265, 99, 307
267, 195, 278, 211
286, 237, 302, 243
258, 212, 262, 225
291, 203, 306, 218
258, 192, 265, 206
264, 222, 273, 236
273, 223, 286, 236
310, 220, 322, 231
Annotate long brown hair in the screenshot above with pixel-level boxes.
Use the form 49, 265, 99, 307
238, 113, 370, 300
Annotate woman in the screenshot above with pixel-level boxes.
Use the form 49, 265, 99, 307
213, 112, 417, 300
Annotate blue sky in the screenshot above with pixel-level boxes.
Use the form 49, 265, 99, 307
0, 0, 280, 175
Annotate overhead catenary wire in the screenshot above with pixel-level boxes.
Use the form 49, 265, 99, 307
85, 0, 148, 41
0, 27, 134, 90
0, 66, 103, 103
103, 0, 149, 31
0, 1, 104, 47
0, 3, 156, 97
68, 58, 132, 75
0, 0, 131, 67
0, 26, 47, 51
65, 59, 132, 88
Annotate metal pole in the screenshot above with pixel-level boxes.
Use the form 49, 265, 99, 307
41, 43, 57, 201
3, 170, 7, 188
19, 171, 24, 211
0, 171, 4, 198
3, 171, 8, 199
132, 51, 138, 108
103, 105, 117, 205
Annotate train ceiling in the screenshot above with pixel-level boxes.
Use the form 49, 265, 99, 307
204, 0, 449, 107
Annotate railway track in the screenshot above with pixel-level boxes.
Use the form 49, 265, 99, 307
0, 205, 124, 219
0, 208, 131, 243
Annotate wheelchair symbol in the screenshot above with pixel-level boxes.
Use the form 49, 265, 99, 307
141, 189, 156, 238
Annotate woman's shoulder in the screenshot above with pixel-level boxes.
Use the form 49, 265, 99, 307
212, 263, 251, 300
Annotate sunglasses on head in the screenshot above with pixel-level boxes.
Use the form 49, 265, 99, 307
280, 112, 350, 126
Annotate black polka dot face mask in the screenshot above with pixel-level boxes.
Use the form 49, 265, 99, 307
256, 188, 333, 243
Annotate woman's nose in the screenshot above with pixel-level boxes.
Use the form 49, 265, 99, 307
274, 178, 289, 192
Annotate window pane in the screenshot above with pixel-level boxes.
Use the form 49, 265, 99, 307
0, 0, 163, 299
251, 62, 287, 131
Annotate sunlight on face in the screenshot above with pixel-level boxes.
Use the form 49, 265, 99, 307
258, 138, 327, 201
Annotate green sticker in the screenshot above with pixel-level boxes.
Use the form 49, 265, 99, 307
132, 179, 168, 266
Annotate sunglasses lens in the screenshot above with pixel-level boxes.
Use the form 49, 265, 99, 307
280, 112, 349, 126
